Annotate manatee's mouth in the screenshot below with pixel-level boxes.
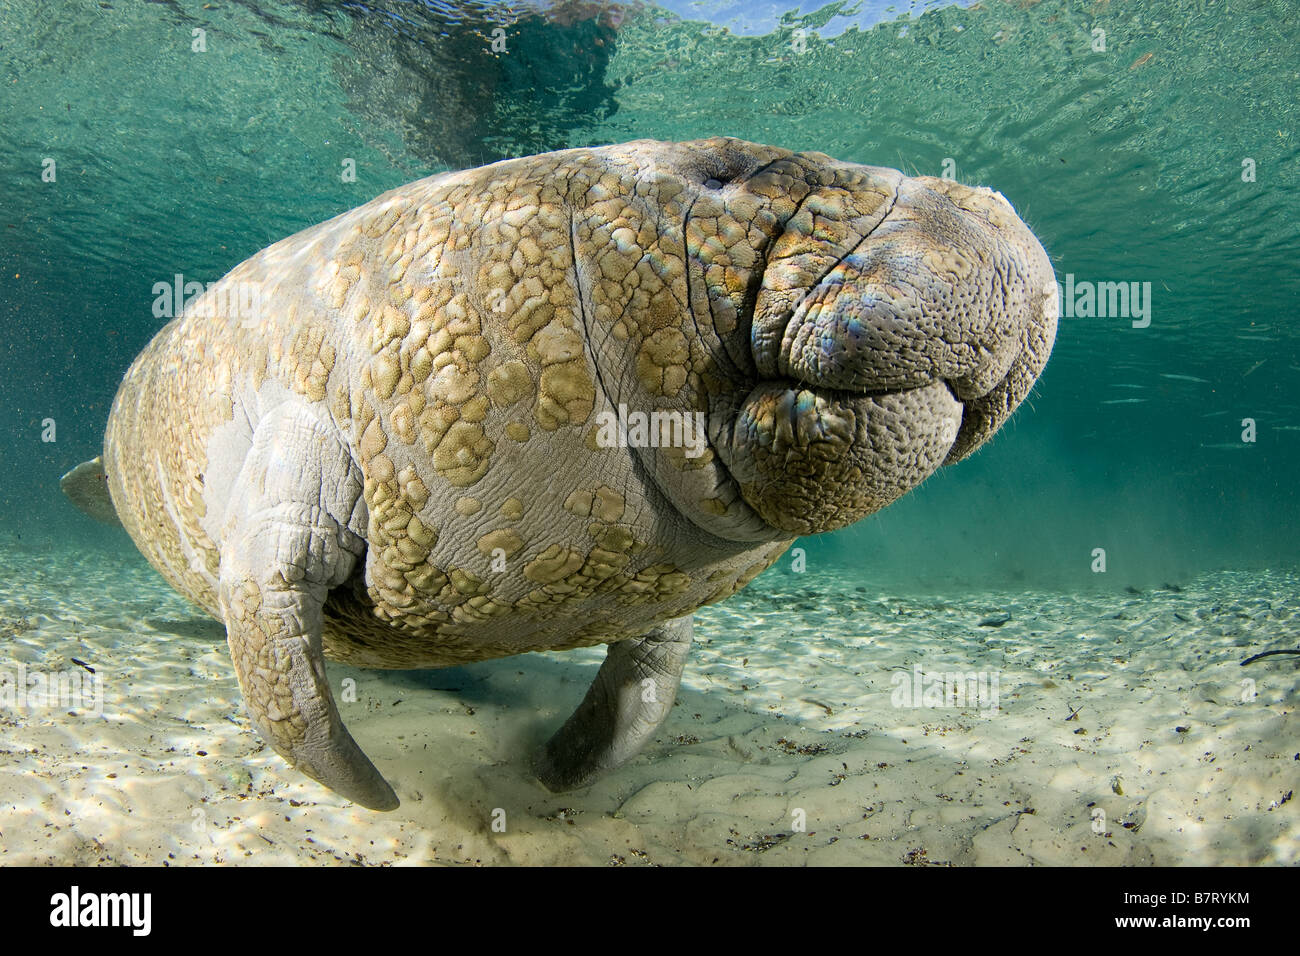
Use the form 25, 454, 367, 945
771, 342, 1026, 467
774, 372, 981, 448
709, 190, 1057, 536
708, 374, 955, 536
709, 296, 1052, 537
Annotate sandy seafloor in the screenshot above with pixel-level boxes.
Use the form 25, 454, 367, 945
0, 538, 1296, 866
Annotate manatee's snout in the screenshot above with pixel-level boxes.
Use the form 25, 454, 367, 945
728, 167, 1057, 535
765, 175, 1058, 458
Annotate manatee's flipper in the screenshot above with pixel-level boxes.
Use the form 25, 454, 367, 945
534, 616, 693, 791
217, 403, 398, 811
60, 456, 121, 526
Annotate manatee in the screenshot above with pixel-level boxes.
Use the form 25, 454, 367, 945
64, 138, 1057, 810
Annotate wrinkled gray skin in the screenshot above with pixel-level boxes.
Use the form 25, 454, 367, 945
64, 139, 1057, 809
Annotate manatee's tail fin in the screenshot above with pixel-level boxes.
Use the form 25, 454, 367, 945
60, 456, 121, 526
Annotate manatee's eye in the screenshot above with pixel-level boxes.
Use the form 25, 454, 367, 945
703, 177, 725, 189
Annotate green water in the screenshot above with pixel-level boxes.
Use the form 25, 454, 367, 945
1, 0, 1297, 589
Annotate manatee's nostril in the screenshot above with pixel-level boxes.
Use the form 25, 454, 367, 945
703, 178, 725, 189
